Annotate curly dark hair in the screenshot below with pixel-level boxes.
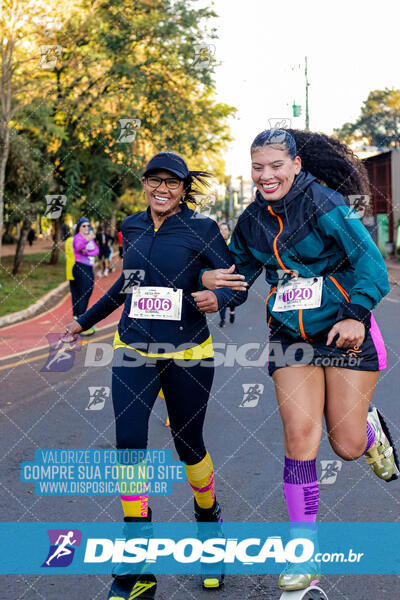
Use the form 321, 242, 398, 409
251, 128, 370, 198
286, 129, 370, 197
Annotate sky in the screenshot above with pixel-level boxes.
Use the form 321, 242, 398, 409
203, 0, 400, 178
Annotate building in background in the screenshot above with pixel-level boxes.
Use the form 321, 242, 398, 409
362, 149, 400, 256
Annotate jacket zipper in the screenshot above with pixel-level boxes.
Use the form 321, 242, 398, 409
329, 276, 350, 303
146, 229, 157, 348
267, 205, 311, 340
266, 285, 277, 327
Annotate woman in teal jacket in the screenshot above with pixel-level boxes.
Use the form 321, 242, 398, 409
196, 129, 399, 592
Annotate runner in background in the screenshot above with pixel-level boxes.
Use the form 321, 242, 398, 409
96, 226, 113, 277
65, 225, 76, 317
70, 217, 99, 336
117, 229, 123, 259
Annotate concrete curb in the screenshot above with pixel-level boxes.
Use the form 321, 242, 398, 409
0, 280, 69, 329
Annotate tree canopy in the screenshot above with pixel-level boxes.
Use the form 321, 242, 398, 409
335, 88, 400, 148
1, 0, 235, 265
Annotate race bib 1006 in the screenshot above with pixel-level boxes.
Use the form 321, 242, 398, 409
272, 276, 323, 312
129, 286, 182, 320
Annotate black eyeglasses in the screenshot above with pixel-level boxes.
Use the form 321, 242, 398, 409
146, 176, 182, 190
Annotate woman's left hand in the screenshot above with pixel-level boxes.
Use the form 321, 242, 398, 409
326, 318, 365, 348
191, 291, 219, 313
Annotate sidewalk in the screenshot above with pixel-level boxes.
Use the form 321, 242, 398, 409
0, 265, 123, 361
1, 237, 55, 257
385, 257, 400, 285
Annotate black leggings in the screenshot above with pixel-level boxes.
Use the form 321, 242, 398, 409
112, 347, 214, 465
70, 262, 95, 318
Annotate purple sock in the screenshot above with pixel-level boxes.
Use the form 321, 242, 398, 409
364, 422, 375, 453
283, 457, 319, 522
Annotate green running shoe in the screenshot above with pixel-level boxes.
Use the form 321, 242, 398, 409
80, 327, 96, 336
365, 407, 399, 482
278, 571, 321, 592
278, 528, 320, 591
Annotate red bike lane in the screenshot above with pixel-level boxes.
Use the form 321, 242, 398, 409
0, 268, 123, 362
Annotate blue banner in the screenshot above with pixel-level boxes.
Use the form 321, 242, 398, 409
0, 522, 398, 574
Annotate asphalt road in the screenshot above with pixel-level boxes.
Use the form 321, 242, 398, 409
1, 276, 400, 600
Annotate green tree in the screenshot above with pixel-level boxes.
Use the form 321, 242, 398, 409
335, 88, 400, 148
0, 0, 72, 261
21, 0, 235, 263
5, 129, 54, 273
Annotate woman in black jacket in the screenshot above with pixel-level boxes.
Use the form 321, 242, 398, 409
64, 152, 245, 595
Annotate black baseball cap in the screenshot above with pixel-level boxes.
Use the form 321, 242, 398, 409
76, 217, 89, 231
143, 152, 189, 179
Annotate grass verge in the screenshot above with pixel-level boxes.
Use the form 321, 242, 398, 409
0, 252, 66, 317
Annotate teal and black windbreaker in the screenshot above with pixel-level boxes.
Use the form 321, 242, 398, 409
228, 169, 390, 340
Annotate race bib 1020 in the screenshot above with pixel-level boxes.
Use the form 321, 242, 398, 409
272, 276, 323, 312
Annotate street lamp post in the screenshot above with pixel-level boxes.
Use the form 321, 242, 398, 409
305, 56, 310, 130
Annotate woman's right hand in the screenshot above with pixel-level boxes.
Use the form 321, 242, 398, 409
63, 320, 83, 341
202, 265, 248, 291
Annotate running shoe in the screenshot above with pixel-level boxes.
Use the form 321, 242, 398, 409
278, 569, 321, 592
219, 320, 225, 328
365, 406, 399, 482
229, 311, 235, 324
194, 499, 224, 589
80, 327, 96, 337
278, 527, 320, 591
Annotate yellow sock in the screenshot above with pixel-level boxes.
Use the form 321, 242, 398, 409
186, 451, 215, 509
118, 460, 149, 518
120, 494, 148, 518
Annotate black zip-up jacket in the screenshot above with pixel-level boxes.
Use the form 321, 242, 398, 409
77, 204, 246, 348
